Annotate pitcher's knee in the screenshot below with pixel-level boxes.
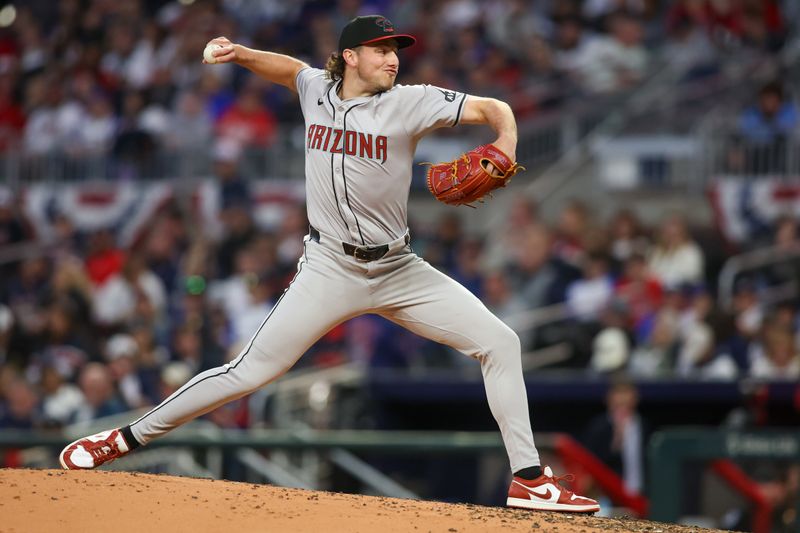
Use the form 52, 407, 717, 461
483, 324, 521, 361
235, 359, 295, 394
230, 344, 299, 392
498, 326, 521, 357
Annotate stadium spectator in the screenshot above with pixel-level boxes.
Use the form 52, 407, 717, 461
40, 363, 83, 427
168, 89, 214, 156
628, 308, 679, 377
738, 0, 786, 51
482, 270, 527, 323
570, 12, 649, 93
518, 34, 566, 113
0, 378, 40, 430
483, 196, 539, 270
73, 362, 127, 424
112, 90, 158, 178
214, 194, 257, 280
170, 323, 205, 376
583, 379, 648, 493
4, 257, 50, 347
589, 302, 632, 374
566, 252, 614, 322
749, 81, 796, 136
84, 229, 125, 286
104, 333, 147, 410
209, 244, 261, 321
749, 323, 800, 380
231, 271, 279, 347
215, 80, 278, 148
93, 253, 167, 328
23, 78, 83, 156
485, 0, 553, 57
552, 199, 592, 270
647, 214, 705, 288
732, 279, 765, 341
552, 15, 592, 73
129, 320, 168, 404
614, 253, 663, 329
36, 299, 92, 379
47, 258, 93, 328
675, 314, 714, 378
507, 224, 563, 310
140, 214, 184, 298
661, 14, 719, 78
171, 273, 228, 373
158, 361, 192, 401
738, 81, 798, 173
212, 137, 249, 207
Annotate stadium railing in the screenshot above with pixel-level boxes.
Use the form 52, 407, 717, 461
717, 243, 800, 311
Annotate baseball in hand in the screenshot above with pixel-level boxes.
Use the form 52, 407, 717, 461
203, 43, 224, 64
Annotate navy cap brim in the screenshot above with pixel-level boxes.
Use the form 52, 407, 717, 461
356, 34, 416, 49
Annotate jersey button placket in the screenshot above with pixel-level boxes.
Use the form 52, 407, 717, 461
334, 155, 355, 240
334, 166, 345, 204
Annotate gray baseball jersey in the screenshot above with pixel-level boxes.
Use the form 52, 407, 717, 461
128, 67, 539, 474
297, 67, 466, 244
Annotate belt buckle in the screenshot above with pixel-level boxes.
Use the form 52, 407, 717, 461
354, 246, 374, 262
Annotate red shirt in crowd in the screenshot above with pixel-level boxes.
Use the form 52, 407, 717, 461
615, 275, 664, 327
216, 99, 277, 147
85, 249, 126, 286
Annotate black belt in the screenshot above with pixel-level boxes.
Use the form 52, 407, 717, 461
309, 226, 408, 262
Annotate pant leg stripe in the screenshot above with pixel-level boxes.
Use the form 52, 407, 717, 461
130, 241, 309, 430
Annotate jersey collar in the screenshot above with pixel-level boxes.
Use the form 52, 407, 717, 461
328, 80, 392, 108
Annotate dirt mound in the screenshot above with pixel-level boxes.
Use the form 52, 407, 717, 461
1, 469, 727, 533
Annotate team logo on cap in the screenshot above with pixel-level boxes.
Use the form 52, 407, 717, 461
375, 17, 394, 33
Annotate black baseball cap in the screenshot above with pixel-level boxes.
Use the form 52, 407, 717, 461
338, 15, 416, 53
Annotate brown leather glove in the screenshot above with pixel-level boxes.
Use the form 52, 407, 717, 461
424, 144, 523, 206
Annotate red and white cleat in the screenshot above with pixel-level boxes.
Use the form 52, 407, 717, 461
507, 466, 600, 513
59, 429, 131, 470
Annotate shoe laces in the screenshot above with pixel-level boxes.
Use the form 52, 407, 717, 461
85, 436, 121, 462
549, 473, 576, 495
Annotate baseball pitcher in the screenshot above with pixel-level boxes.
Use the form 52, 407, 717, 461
60, 15, 599, 514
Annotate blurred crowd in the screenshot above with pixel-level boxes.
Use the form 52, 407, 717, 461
394, 198, 800, 383
0, 0, 799, 444
0, 0, 795, 169
1, 167, 799, 433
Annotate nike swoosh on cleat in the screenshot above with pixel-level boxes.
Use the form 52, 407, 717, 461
530, 487, 553, 500
513, 480, 559, 502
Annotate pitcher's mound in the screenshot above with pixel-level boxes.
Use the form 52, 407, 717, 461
1, 469, 726, 532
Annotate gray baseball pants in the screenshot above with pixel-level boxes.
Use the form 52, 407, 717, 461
129, 229, 540, 472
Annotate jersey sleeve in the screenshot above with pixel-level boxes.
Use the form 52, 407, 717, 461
295, 67, 330, 112
399, 84, 467, 137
